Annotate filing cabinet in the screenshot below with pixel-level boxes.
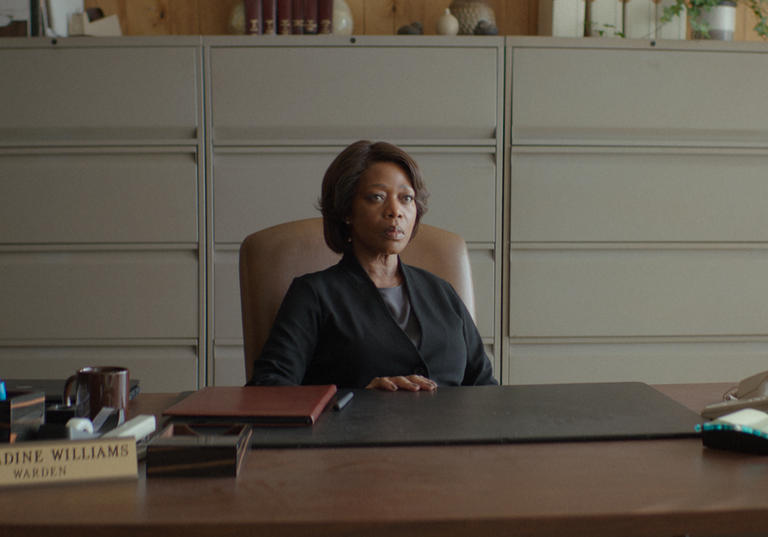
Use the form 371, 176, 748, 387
206, 37, 504, 385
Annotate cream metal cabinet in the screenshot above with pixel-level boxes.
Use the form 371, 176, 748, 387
206, 36, 505, 386
0, 38, 205, 392
505, 38, 768, 385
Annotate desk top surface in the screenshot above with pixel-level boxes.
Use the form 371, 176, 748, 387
244, 382, 702, 448
4, 382, 768, 537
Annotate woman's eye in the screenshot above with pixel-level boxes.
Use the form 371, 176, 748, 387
402, 194, 414, 203
369, 193, 385, 201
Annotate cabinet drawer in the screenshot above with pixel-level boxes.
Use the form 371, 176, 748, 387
214, 150, 496, 244
506, 341, 768, 386
509, 249, 768, 338
0, 251, 199, 339
213, 344, 247, 386
509, 148, 768, 242
0, 346, 199, 392
0, 47, 200, 143
0, 152, 198, 244
215, 248, 495, 340
466, 249, 495, 338
210, 46, 498, 142
213, 151, 334, 243
511, 47, 768, 146
417, 152, 497, 243
214, 250, 247, 341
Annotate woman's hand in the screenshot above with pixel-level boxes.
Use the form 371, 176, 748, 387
366, 375, 437, 392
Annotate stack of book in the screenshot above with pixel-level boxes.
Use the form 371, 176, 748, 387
245, 0, 334, 35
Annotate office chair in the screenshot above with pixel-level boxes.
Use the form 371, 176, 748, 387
239, 217, 475, 381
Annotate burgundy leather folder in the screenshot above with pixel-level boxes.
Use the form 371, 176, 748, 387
163, 385, 337, 425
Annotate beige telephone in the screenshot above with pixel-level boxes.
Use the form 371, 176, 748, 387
701, 370, 768, 419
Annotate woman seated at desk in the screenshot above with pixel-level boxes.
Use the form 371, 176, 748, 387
248, 140, 497, 391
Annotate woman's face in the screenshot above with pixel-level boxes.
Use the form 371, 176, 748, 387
347, 161, 417, 259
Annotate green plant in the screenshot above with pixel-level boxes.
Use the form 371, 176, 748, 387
660, 0, 768, 38
590, 22, 626, 38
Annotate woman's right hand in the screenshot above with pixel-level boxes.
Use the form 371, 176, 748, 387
366, 375, 437, 392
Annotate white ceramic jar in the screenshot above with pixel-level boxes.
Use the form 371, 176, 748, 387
436, 8, 459, 35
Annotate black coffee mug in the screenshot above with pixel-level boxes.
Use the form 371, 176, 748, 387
63, 366, 129, 420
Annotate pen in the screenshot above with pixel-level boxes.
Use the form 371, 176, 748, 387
333, 391, 354, 411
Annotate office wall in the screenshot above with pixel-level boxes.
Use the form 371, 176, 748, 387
81, 0, 766, 40
2, 36, 767, 390
81, 0, 538, 36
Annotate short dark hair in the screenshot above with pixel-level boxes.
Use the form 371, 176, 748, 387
320, 140, 429, 253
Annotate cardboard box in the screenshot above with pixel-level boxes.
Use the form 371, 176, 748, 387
68, 12, 121, 36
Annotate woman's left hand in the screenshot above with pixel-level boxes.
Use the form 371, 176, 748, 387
365, 375, 437, 392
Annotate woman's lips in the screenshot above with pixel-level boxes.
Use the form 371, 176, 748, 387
384, 226, 406, 239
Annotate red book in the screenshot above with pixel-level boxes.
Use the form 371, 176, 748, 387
262, 0, 277, 34
292, 0, 304, 34
304, 0, 318, 34
244, 0, 262, 35
163, 385, 338, 426
317, 0, 332, 34
277, 0, 292, 35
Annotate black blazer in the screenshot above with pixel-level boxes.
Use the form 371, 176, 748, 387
248, 253, 497, 388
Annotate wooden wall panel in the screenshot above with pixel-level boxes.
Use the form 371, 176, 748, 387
92, 0, 192, 34
197, 0, 242, 34
735, 3, 765, 42
347, 0, 365, 35
395, 0, 428, 32
84, 0, 240, 35
363, 0, 395, 34
82, 0, 761, 39
84, 0, 539, 35
493, 0, 538, 35
376, 0, 539, 35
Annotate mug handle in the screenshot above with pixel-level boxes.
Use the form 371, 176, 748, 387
63, 375, 77, 407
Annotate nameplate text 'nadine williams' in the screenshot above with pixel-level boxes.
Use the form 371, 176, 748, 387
0, 437, 137, 486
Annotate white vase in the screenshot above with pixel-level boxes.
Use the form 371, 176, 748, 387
436, 8, 459, 36
333, 0, 354, 35
694, 1, 736, 40
228, 3, 245, 34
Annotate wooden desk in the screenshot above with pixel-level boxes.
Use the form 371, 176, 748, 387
3, 383, 768, 537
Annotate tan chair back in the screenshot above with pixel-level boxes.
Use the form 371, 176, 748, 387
239, 217, 475, 381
